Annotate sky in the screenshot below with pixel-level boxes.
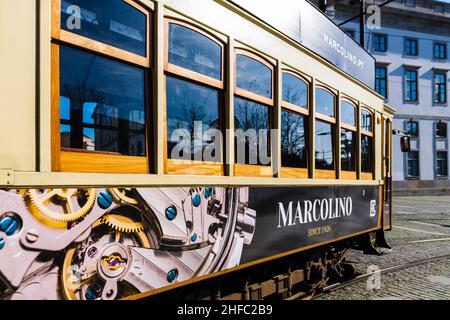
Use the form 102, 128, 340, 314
437, 0, 450, 3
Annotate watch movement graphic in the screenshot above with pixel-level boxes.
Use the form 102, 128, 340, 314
0, 187, 256, 300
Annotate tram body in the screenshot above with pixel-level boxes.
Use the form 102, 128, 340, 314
0, 0, 394, 300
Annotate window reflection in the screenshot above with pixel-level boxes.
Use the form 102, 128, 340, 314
361, 135, 373, 173
236, 54, 272, 98
166, 76, 220, 161
59, 45, 146, 156
361, 110, 373, 132
168, 23, 222, 80
341, 129, 356, 171
61, 0, 147, 56
234, 97, 270, 166
281, 109, 307, 168
316, 88, 335, 117
341, 101, 356, 127
282, 73, 308, 109
315, 120, 334, 170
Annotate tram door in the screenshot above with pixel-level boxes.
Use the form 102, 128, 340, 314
383, 118, 393, 230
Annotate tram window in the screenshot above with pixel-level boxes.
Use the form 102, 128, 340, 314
234, 97, 271, 166
281, 109, 307, 169
316, 88, 335, 118
361, 110, 373, 132
341, 129, 356, 172
361, 135, 374, 173
282, 73, 308, 109
315, 120, 334, 170
168, 23, 222, 80
236, 54, 272, 99
340, 100, 357, 177
165, 20, 224, 175
59, 45, 146, 156
341, 101, 356, 127
166, 76, 220, 161
60, 0, 147, 57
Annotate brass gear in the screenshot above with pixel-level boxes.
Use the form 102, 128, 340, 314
28, 189, 96, 226
108, 188, 139, 205
101, 213, 144, 233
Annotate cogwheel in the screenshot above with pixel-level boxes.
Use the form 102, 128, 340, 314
28, 189, 97, 224
108, 188, 139, 205
101, 214, 144, 233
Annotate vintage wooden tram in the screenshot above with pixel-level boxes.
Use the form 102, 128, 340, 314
0, 0, 394, 300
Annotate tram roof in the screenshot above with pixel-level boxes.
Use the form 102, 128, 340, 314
227, 0, 376, 89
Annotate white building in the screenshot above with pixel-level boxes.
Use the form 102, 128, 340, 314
313, 0, 450, 195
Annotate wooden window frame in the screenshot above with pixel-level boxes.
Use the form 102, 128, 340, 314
164, 18, 225, 176
51, 0, 152, 174
314, 85, 337, 179
360, 107, 375, 180
280, 70, 309, 178
234, 49, 275, 177
340, 98, 357, 180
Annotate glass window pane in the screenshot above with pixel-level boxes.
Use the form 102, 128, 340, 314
236, 54, 272, 98
234, 97, 271, 166
361, 135, 373, 173
282, 73, 308, 109
61, 0, 147, 57
166, 76, 220, 161
407, 151, 419, 177
341, 129, 356, 171
361, 110, 373, 132
168, 23, 222, 80
59, 45, 146, 156
406, 121, 418, 137
341, 101, 356, 126
437, 151, 448, 176
315, 120, 334, 170
316, 88, 335, 117
281, 109, 307, 168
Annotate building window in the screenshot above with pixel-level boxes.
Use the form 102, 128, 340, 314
234, 50, 274, 176
437, 151, 448, 177
315, 87, 336, 177
434, 72, 447, 104
407, 151, 419, 178
281, 72, 309, 177
404, 38, 418, 57
406, 120, 419, 137
373, 34, 387, 52
434, 43, 447, 60
341, 100, 357, 176
165, 20, 224, 175
405, 69, 418, 102
434, 3, 445, 13
361, 108, 374, 178
436, 122, 447, 138
344, 29, 355, 39
404, 0, 415, 7
52, 0, 151, 173
375, 66, 387, 98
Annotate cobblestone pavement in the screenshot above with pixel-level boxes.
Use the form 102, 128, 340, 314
317, 196, 450, 300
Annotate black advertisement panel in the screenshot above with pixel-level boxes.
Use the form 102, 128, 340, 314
242, 185, 380, 263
